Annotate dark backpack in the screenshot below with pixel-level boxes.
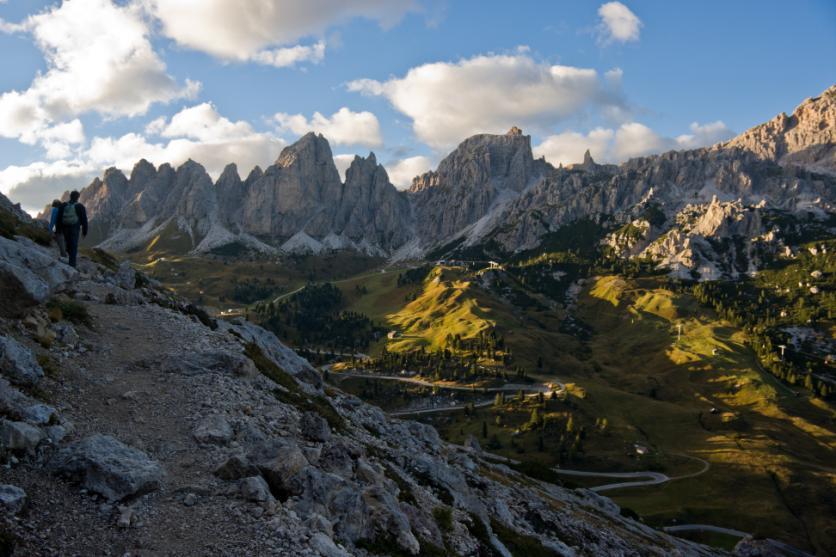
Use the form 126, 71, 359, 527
62, 202, 79, 226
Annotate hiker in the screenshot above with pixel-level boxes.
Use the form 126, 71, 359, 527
48, 199, 67, 258
56, 191, 88, 268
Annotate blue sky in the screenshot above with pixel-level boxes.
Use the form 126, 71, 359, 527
1, 0, 834, 212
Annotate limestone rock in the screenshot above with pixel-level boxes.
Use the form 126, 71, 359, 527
300, 412, 331, 442
51, 434, 163, 502
0, 420, 45, 453
247, 438, 308, 495
0, 484, 27, 515
114, 261, 136, 290
193, 415, 233, 445
21, 403, 57, 426
724, 84, 836, 172
214, 454, 259, 480
0, 236, 76, 316
239, 476, 273, 503
0, 334, 47, 387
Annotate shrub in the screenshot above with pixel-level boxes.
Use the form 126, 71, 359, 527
47, 298, 92, 328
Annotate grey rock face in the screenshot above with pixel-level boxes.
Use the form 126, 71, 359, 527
57, 86, 836, 276
51, 434, 163, 502
0, 236, 76, 316
247, 438, 308, 495
76, 133, 413, 257
114, 261, 136, 290
239, 475, 273, 503
0, 335, 44, 387
192, 415, 233, 445
300, 412, 331, 442
724, 84, 836, 172
22, 403, 57, 426
0, 420, 45, 453
222, 319, 320, 388
409, 128, 548, 245
0, 484, 27, 515
214, 454, 259, 480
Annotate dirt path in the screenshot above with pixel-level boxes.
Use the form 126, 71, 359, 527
9, 301, 282, 555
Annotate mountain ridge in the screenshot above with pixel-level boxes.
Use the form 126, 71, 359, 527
50, 85, 836, 279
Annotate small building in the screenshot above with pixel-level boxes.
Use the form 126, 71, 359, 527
387, 330, 401, 340
634, 443, 649, 456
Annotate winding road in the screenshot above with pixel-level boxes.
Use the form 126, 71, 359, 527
329, 371, 561, 416
552, 453, 710, 492
662, 524, 748, 538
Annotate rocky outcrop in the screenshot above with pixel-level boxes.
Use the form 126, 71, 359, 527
639, 197, 774, 280
41, 86, 836, 275
409, 127, 549, 246
0, 334, 45, 387
0, 236, 77, 315
723, 85, 836, 172
69, 133, 413, 257
0, 485, 27, 515
51, 434, 164, 502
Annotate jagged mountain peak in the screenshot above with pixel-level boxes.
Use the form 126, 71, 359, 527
217, 163, 241, 184
723, 83, 835, 171
583, 149, 595, 165
275, 131, 333, 167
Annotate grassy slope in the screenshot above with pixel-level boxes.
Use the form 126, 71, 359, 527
339, 266, 835, 553
342, 266, 580, 370
572, 276, 835, 553
130, 251, 383, 312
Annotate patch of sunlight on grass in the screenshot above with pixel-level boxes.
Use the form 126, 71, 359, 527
588, 275, 627, 306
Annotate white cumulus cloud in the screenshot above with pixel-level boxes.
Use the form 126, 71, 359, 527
144, 0, 414, 66
253, 41, 326, 68
385, 155, 434, 189
597, 2, 642, 44
0, 0, 196, 152
2, 104, 286, 213
534, 120, 734, 166
274, 107, 383, 147
675, 121, 735, 149
333, 154, 356, 181
348, 52, 625, 149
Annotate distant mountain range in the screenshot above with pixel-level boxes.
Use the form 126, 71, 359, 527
53, 85, 835, 279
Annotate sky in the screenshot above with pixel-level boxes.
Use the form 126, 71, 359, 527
1, 0, 834, 214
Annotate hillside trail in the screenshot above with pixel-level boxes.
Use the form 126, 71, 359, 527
8, 299, 288, 555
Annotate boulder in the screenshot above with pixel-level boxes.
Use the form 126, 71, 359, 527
300, 412, 331, 443
0, 484, 26, 515
0, 376, 33, 418
114, 261, 137, 290
193, 415, 233, 445
0, 236, 76, 316
221, 319, 322, 388
22, 403, 57, 426
0, 335, 45, 387
0, 419, 45, 453
51, 434, 163, 502
247, 439, 308, 495
239, 476, 273, 503
50, 322, 79, 347
214, 454, 259, 480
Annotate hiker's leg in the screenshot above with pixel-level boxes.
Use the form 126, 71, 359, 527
67, 225, 80, 268
55, 232, 67, 257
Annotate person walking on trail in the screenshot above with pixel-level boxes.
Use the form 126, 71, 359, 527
56, 191, 88, 268
48, 199, 67, 258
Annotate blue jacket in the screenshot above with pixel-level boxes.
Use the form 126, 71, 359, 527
49, 207, 59, 234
